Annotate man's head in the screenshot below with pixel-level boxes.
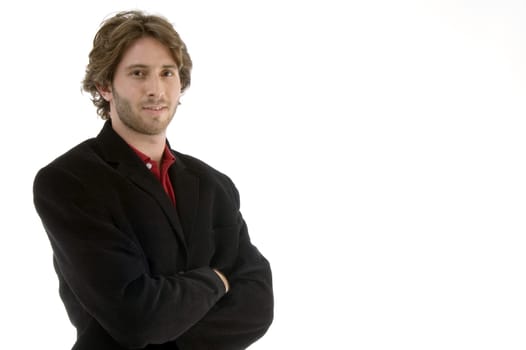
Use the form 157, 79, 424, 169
82, 10, 192, 121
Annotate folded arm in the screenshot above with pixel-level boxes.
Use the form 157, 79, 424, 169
34, 165, 226, 349
177, 184, 274, 350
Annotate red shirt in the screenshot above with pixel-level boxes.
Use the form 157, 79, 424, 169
130, 144, 176, 206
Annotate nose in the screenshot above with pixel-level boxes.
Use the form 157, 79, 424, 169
146, 75, 165, 99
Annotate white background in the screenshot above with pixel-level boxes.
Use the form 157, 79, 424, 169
1, 0, 525, 349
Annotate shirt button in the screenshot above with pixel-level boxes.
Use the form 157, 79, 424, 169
146, 163, 153, 169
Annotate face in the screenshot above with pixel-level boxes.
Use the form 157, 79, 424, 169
100, 36, 182, 137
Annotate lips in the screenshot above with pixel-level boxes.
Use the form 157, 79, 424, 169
143, 105, 166, 111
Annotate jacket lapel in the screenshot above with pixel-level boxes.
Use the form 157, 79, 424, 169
95, 122, 189, 255
170, 155, 200, 244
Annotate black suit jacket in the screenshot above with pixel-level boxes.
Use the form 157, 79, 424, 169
33, 122, 273, 350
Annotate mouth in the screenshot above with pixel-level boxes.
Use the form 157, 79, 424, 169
142, 105, 167, 111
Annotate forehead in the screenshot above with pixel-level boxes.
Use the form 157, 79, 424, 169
118, 36, 176, 68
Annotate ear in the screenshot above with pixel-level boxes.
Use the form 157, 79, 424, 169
96, 83, 112, 102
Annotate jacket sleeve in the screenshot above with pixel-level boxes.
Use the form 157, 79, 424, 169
33, 165, 226, 349
176, 183, 274, 350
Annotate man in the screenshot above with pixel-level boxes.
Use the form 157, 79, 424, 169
33, 10, 273, 350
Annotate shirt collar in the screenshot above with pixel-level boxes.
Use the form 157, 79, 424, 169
128, 143, 176, 166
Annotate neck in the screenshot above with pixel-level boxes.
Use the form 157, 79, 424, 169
129, 136, 166, 164
110, 122, 166, 163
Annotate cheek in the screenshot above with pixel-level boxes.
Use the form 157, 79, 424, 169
170, 79, 182, 97
170, 88, 182, 102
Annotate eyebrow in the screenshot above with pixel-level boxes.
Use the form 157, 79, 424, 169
125, 64, 178, 71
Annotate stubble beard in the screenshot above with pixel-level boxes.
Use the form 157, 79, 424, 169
112, 87, 176, 136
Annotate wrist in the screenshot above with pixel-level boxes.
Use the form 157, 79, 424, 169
213, 268, 230, 293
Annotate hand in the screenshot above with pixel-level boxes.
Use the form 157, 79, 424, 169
213, 269, 230, 293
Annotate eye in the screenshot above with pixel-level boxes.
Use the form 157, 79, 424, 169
130, 70, 145, 78
162, 70, 175, 77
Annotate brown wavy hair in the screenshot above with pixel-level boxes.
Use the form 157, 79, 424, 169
82, 10, 192, 120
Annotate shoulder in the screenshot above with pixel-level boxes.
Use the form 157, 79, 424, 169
173, 150, 240, 204
33, 138, 105, 193
174, 151, 232, 182
38, 138, 101, 172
